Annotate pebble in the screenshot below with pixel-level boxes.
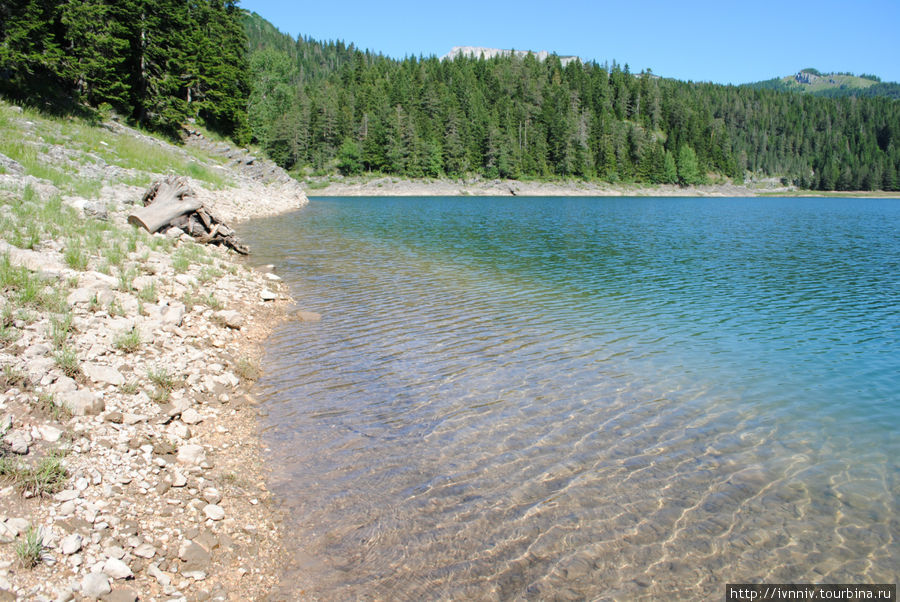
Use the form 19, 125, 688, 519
181, 408, 203, 425
102, 557, 133, 580
60, 534, 83, 555
171, 471, 188, 488
202, 505, 225, 521
80, 572, 111, 598
54, 489, 80, 501
133, 543, 156, 559
177, 444, 206, 466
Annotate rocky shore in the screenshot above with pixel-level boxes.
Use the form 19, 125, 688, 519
301, 174, 793, 197
0, 104, 308, 600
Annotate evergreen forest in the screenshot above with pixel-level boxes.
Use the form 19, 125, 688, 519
0, 0, 250, 142
245, 14, 900, 191
2, 4, 899, 191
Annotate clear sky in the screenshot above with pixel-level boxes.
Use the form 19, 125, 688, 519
240, 0, 900, 85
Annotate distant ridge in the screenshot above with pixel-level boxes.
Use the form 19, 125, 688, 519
442, 46, 582, 66
745, 69, 900, 100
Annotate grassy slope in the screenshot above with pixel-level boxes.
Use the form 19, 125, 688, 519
0, 100, 231, 198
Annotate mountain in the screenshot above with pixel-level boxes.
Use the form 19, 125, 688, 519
747, 69, 900, 100
442, 46, 582, 66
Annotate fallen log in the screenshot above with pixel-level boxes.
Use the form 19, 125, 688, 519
128, 176, 250, 255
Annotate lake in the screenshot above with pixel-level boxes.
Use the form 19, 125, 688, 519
238, 196, 899, 600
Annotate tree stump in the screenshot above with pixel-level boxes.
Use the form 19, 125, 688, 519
128, 176, 249, 254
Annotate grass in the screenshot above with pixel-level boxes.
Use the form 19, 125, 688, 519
113, 327, 141, 353
147, 366, 176, 391
203, 293, 223, 310
137, 281, 158, 303
107, 298, 125, 317
0, 99, 232, 192
198, 266, 222, 284
235, 356, 261, 382
15, 526, 44, 569
120, 380, 139, 395
2, 364, 28, 389
49, 312, 73, 349
54, 345, 80, 378
0, 451, 67, 497
34, 392, 71, 422
117, 266, 137, 292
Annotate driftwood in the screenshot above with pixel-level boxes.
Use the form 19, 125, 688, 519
128, 176, 249, 254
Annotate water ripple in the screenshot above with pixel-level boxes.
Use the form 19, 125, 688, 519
239, 197, 900, 599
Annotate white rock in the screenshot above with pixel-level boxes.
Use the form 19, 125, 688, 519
103, 557, 133, 580
148, 563, 171, 586
50, 376, 78, 395
202, 504, 224, 521
123, 413, 146, 425
66, 288, 93, 306
133, 543, 156, 559
214, 310, 244, 329
167, 421, 191, 440
38, 424, 63, 443
181, 408, 202, 425
80, 572, 111, 598
201, 488, 221, 504
59, 389, 104, 416
0, 521, 16, 543
260, 289, 277, 301
82, 364, 124, 387
60, 534, 83, 555
5, 517, 28, 535
264, 272, 281, 281
176, 444, 206, 466
54, 490, 80, 502
58, 500, 76, 516
171, 471, 188, 487
161, 303, 185, 326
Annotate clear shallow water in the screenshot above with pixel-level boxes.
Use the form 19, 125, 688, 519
239, 197, 899, 600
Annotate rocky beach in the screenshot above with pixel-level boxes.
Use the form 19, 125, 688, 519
0, 101, 308, 601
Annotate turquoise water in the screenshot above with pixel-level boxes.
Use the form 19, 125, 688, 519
239, 197, 899, 600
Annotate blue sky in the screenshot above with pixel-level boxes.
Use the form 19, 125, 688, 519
240, 0, 900, 85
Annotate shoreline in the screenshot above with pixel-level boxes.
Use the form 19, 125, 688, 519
0, 101, 308, 600
301, 175, 900, 198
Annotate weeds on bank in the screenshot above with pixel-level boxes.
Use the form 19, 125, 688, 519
0, 451, 67, 497
49, 312, 73, 349
1, 364, 28, 389
203, 293, 222, 310
235, 356, 261, 382
53, 345, 80, 378
120, 380, 139, 395
113, 327, 141, 353
137, 281, 158, 303
15, 526, 45, 569
34, 392, 71, 422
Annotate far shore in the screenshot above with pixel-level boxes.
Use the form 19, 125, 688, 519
301, 175, 900, 199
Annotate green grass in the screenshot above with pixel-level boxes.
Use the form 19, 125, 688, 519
0, 98, 233, 195
147, 366, 176, 391
15, 526, 44, 569
137, 281, 158, 303
0, 451, 67, 497
34, 392, 71, 421
203, 293, 223, 310
120, 380, 139, 395
54, 346, 80, 378
113, 327, 141, 353
49, 312, 73, 349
